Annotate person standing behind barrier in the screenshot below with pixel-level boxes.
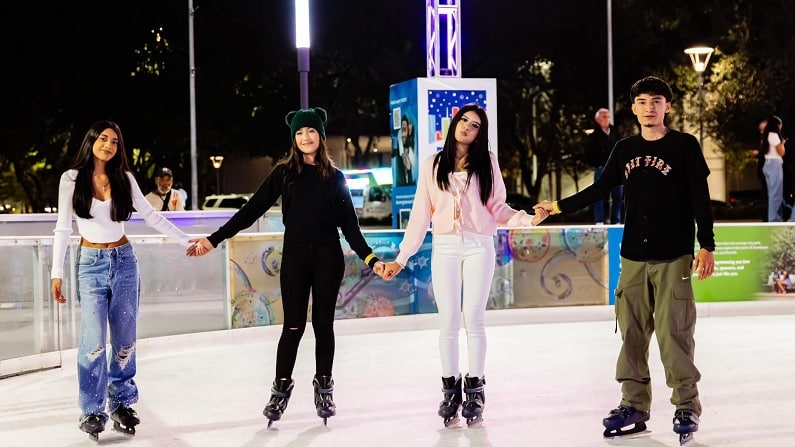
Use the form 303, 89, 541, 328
534, 76, 715, 445
754, 119, 768, 216
187, 107, 386, 427
381, 104, 548, 428
144, 167, 185, 211
761, 116, 786, 222
51, 120, 193, 440
585, 108, 623, 224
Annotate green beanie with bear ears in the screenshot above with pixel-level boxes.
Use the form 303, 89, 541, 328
285, 107, 327, 140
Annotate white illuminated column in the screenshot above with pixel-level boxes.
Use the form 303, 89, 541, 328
188, 0, 199, 210
684, 46, 714, 149
426, 0, 461, 77
295, 0, 310, 108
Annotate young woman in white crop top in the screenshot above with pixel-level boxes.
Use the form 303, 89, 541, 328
50, 120, 192, 440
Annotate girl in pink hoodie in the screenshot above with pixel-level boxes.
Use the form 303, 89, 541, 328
384, 104, 547, 427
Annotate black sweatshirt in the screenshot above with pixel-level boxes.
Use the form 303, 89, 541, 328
207, 163, 378, 267
559, 129, 715, 261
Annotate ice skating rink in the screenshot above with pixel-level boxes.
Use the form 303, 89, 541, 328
1, 301, 794, 447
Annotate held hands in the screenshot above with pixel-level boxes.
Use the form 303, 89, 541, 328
533, 200, 555, 215
692, 248, 715, 280
531, 200, 556, 225
187, 237, 214, 257
382, 261, 403, 280
373, 261, 385, 278
531, 206, 550, 226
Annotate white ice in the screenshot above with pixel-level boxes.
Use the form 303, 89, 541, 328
1, 302, 794, 447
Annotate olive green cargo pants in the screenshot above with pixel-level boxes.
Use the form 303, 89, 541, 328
613, 254, 702, 416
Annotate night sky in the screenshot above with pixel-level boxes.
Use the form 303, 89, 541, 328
1, 1, 611, 115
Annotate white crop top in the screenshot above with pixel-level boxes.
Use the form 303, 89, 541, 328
51, 170, 192, 279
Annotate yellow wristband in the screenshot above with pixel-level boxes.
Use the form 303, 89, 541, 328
364, 253, 377, 265
552, 201, 562, 215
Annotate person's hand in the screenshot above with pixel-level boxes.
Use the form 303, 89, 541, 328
383, 261, 403, 280
187, 237, 213, 256
373, 261, 385, 278
533, 200, 555, 215
52, 278, 65, 304
692, 248, 715, 280
531, 206, 550, 226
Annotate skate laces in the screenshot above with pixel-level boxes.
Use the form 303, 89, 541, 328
116, 406, 137, 418
611, 406, 633, 417
674, 409, 697, 422
83, 414, 104, 424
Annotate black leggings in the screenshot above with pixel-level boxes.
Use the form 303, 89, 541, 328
275, 240, 345, 379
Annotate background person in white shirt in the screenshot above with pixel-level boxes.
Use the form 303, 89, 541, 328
761, 115, 786, 222
144, 167, 185, 211
50, 120, 193, 440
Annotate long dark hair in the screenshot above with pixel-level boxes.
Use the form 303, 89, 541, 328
433, 104, 493, 205
759, 115, 783, 154
66, 120, 134, 220
278, 133, 337, 184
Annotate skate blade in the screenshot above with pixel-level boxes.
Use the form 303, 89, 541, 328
113, 421, 136, 435
466, 415, 483, 427
317, 408, 336, 419
80, 424, 104, 440
443, 414, 460, 428
603, 422, 648, 438
679, 432, 694, 445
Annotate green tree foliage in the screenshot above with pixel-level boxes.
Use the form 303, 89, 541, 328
497, 58, 590, 201
767, 226, 795, 274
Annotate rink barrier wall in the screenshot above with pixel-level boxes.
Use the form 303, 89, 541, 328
1, 216, 792, 378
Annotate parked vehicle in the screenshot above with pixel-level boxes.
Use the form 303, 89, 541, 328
343, 169, 393, 224
201, 194, 252, 210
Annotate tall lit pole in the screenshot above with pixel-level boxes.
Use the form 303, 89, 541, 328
684, 46, 714, 149
295, 0, 310, 109
606, 0, 614, 121
188, 0, 199, 210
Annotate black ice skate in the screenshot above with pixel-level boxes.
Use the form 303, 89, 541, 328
461, 375, 485, 426
263, 378, 294, 428
313, 375, 336, 426
437, 375, 462, 427
111, 405, 140, 435
79, 414, 105, 442
673, 409, 700, 445
602, 405, 650, 437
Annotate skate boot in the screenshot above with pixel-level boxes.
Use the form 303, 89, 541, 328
602, 405, 650, 437
79, 414, 105, 442
313, 374, 336, 426
461, 375, 485, 426
110, 405, 140, 435
263, 377, 294, 428
437, 375, 462, 427
673, 409, 700, 445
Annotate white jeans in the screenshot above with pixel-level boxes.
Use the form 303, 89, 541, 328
431, 232, 496, 378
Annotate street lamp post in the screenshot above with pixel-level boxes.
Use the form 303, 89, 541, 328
188, 0, 199, 210
295, 0, 310, 109
684, 46, 714, 149
210, 156, 224, 194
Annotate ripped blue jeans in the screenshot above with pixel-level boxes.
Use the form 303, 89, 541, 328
76, 242, 140, 421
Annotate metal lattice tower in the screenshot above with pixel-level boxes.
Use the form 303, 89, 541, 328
426, 0, 461, 77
